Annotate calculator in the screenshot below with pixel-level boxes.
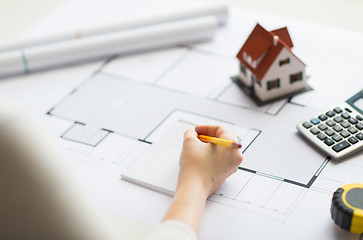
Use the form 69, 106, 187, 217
296, 90, 363, 160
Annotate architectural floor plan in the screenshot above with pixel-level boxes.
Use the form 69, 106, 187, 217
1, 1, 363, 239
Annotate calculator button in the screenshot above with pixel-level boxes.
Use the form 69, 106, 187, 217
345, 108, 352, 113
356, 123, 363, 130
340, 130, 350, 138
310, 127, 320, 135
326, 120, 336, 127
325, 129, 335, 136
347, 126, 358, 134
357, 115, 363, 121
333, 107, 343, 113
318, 114, 328, 121
303, 122, 312, 129
326, 111, 335, 117
332, 134, 343, 142
333, 125, 343, 132
340, 121, 350, 128
318, 124, 328, 131
348, 136, 359, 144
356, 133, 363, 140
332, 140, 351, 152
348, 118, 358, 124
324, 138, 334, 146
310, 118, 320, 125
341, 113, 350, 119
333, 116, 344, 123
317, 133, 327, 140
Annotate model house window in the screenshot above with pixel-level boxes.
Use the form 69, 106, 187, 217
290, 72, 303, 83
252, 75, 261, 87
240, 64, 247, 76
243, 52, 257, 68
256, 80, 261, 87
267, 78, 280, 90
279, 58, 290, 66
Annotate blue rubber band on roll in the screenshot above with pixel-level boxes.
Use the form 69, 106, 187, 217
21, 49, 29, 74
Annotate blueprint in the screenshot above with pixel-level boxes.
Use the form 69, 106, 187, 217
1, 0, 363, 239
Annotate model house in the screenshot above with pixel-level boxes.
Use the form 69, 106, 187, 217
236, 23, 307, 102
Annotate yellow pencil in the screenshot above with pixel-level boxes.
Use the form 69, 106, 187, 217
198, 135, 242, 149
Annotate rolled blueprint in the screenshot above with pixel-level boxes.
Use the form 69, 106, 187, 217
0, 3, 227, 53
0, 16, 218, 78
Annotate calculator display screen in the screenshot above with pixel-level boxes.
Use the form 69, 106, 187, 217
354, 98, 363, 112
346, 90, 363, 115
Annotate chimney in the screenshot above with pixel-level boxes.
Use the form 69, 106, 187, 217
273, 35, 279, 46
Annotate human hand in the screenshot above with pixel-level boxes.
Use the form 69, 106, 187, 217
177, 125, 243, 198
161, 125, 243, 233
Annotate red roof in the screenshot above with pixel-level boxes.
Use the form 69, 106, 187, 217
271, 27, 293, 48
236, 23, 304, 80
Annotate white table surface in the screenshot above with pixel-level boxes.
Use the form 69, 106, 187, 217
1, 0, 362, 239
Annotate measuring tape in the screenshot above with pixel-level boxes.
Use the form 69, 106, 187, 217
331, 183, 363, 235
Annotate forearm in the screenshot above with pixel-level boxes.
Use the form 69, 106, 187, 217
162, 177, 209, 234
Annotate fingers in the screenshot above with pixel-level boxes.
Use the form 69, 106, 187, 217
184, 129, 198, 138
183, 129, 199, 144
195, 125, 226, 138
195, 125, 237, 142
235, 152, 244, 166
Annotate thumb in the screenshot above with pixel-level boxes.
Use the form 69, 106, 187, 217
183, 129, 199, 143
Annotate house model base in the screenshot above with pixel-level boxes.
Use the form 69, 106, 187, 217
231, 75, 313, 107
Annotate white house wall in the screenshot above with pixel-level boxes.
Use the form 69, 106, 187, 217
239, 64, 252, 87
254, 47, 306, 102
